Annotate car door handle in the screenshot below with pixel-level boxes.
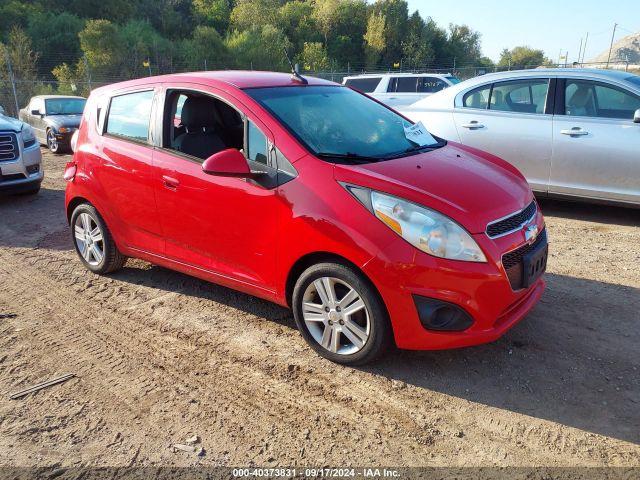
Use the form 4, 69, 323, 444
561, 128, 589, 136
461, 121, 485, 129
162, 175, 179, 189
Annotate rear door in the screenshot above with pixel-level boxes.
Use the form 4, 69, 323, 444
550, 78, 640, 204
380, 76, 421, 108
97, 88, 164, 253
452, 78, 553, 192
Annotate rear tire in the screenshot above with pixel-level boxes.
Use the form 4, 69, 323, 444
292, 262, 391, 365
70, 203, 126, 274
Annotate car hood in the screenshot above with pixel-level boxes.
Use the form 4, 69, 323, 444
0, 114, 25, 132
333, 143, 533, 234
47, 114, 82, 128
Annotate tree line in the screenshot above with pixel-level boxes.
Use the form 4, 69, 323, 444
0, 0, 550, 108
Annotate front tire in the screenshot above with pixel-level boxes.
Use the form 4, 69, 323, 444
46, 128, 64, 154
292, 262, 391, 365
70, 203, 126, 274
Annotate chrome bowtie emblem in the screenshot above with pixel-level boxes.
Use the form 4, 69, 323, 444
524, 224, 539, 243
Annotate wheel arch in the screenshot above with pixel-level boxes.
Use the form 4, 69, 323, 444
66, 196, 92, 224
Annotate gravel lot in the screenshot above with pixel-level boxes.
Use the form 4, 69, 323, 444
0, 149, 639, 470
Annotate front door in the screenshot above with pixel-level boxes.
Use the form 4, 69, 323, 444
453, 78, 553, 193
550, 78, 640, 204
152, 86, 280, 289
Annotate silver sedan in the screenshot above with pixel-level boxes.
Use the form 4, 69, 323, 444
401, 68, 640, 207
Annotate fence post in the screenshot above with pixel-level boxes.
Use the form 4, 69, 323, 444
4, 50, 20, 116
83, 54, 92, 92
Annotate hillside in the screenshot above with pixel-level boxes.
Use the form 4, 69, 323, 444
591, 31, 640, 63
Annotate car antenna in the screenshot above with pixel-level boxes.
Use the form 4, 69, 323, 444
283, 47, 308, 85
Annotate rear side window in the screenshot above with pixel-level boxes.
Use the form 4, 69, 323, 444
462, 85, 491, 109
344, 77, 381, 93
106, 90, 154, 142
489, 79, 548, 114
418, 77, 448, 93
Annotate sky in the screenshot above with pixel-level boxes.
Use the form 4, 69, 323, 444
406, 0, 640, 63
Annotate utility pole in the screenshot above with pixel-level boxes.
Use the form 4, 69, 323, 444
581, 32, 589, 64
577, 38, 583, 66
4, 50, 19, 116
606, 23, 618, 68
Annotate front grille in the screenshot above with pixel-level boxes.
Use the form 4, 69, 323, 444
486, 201, 537, 238
502, 228, 547, 290
0, 132, 19, 162
0, 173, 26, 183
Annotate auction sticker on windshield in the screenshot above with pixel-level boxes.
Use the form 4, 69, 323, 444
404, 121, 437, 146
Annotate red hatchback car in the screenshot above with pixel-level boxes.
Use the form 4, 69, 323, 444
65, 71, 547, 365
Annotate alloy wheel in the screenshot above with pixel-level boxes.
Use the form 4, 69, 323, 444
74, 212, 104, 266
301, 277, 371, 355
47, 130, 58, 152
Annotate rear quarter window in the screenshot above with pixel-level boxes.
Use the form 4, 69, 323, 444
344, 77, 381, 93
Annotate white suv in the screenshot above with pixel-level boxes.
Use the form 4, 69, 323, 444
0, 110, 43, 195
342, 73, 460, 108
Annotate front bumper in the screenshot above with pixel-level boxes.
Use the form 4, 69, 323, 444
53, 130, 75, 146
362, 210, 547, 350
0, 143, 43, 193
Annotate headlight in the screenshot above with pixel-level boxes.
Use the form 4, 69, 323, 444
58, 127, 74, 133
349, 187, 486, 262
21, 124, 36, 146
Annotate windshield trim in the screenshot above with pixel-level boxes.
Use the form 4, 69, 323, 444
243, 85, 446, 164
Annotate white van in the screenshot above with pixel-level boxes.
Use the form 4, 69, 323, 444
342, 73, 460, 108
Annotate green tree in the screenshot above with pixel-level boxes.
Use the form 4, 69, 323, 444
46, 0, 134, 23
230, 0, 280, 32
402, 10, 434, 69
225, 25, 291, 70
0, 0, 41, 35
498, 46, 550, 69
301, 42, 329, 71
445, 24, 482, 66
364, 12, 386, 68
52, 60, 90, 96
192, 0, 231, 33
278, 1, 318, 54
0, 26, 40, 113
79, 19, 123, 78
27, 12, 84, 71
371, 0, 408, 65
181, 26, 229, 70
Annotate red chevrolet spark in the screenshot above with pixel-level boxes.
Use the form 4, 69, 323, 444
65, 71, 547, 365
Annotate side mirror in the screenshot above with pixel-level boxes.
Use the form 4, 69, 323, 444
202, 148, 253, 177
634, 109, 640, 124
31, 109, 41, 116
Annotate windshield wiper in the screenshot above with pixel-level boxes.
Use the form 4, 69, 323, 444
316, 152, 383, 164
384, 141, 447, 159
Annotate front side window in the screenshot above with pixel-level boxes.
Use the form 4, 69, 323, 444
462, 85, 491, 109
45, 98, 86, 115
490, 79, 548, 114
247, 121, 268, 165
344, 77, 381, 93
565, 80, 640, 120
106, 90, 154, 141
246, 85, 440, 161
418, 77, 448, 94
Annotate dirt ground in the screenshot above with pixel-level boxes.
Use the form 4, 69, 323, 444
0, 149, 638, 471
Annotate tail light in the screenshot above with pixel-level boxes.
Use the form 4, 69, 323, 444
63, 162, 77, 182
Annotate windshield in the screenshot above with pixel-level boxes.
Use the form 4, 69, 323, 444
446, 76, 461, 84
245, 86, 440, 162
45, 98, 86, 115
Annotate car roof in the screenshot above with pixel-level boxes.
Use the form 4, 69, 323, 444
33, 95, 86, 100
343, 72, 454, 79
92, 70, 338, 94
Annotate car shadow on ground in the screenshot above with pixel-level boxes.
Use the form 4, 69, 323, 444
537, 197, 640, 227
364, 272, 640, 445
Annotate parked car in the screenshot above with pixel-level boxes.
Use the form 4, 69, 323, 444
19, 95, 86, 154
401, 68, 640, 207
343, 73, 460, 108
65, 71, 547, 365
0, 110, 43, 195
